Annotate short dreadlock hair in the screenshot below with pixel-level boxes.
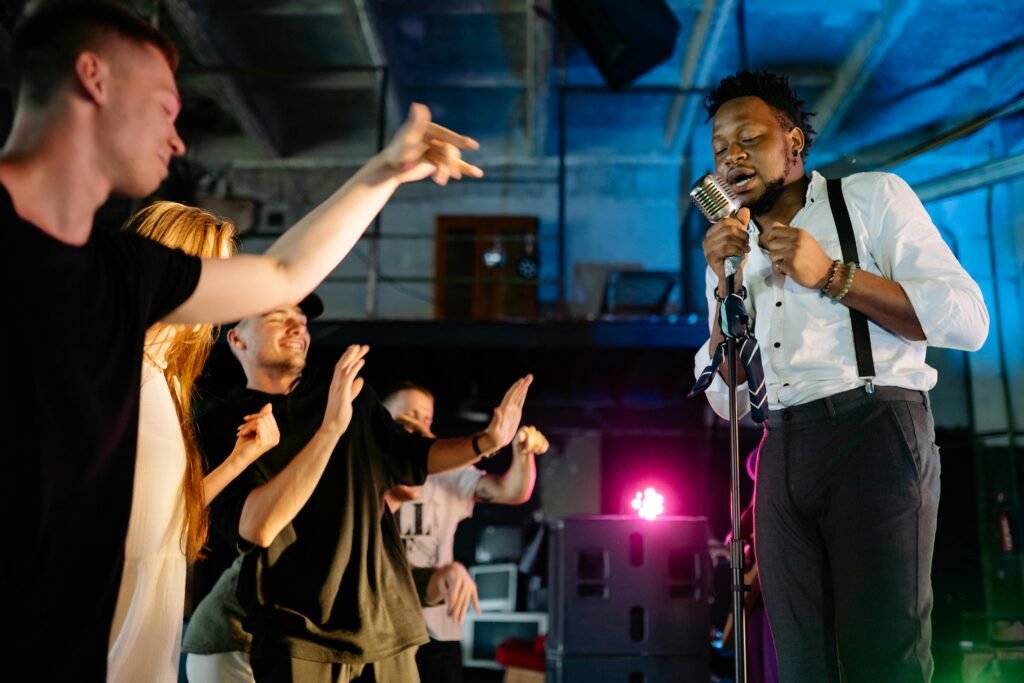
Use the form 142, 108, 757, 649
704, 70, 817, 158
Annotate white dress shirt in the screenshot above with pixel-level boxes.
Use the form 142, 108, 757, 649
694, 170, 989, 420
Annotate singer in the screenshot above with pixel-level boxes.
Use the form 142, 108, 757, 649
693, 70, 989, 683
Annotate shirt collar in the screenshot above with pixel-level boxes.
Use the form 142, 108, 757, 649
806, 170, 829, 204
749, 171, 827, 236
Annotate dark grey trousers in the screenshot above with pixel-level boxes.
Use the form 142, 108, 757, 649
754, 386, 940, 683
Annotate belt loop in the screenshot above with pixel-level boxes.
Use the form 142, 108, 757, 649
825, 396, 837, 423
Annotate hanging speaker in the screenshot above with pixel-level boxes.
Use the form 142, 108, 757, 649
555, 0, 681, 91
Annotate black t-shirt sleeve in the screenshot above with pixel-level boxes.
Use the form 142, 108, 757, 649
117, 231, 202, 324
196, 402, 264, 552
363, 387, 432, 487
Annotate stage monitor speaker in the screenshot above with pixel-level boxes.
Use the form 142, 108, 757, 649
546, 654, 709, 683
547, 515, 711, 658
555, 0, 681, 91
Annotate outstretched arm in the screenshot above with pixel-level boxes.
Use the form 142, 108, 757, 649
164, 105, 483, 326
426, 375, 533, 474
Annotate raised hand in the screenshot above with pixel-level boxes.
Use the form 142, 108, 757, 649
512, 426, 549, 458
759, 221, 833, 289
479, 374, 533, 455
233, 403, 280, 465
322, 344, 369, 435
382, 103, 484, 186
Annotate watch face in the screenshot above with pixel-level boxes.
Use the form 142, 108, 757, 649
516, 255, 539, 280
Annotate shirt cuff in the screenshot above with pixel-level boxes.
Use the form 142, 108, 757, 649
693, 339, 752, 421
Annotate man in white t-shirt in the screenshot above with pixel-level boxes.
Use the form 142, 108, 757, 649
382, 382, 549, 683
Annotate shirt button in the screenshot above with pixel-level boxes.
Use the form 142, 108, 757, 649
775, 301, 782, 307
773, 342, 781, 348
783, 383, 790, 387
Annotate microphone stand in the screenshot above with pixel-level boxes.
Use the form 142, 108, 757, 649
725, 270, 747, 683
688, 174, 749, 682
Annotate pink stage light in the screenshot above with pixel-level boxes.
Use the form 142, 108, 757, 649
631, 487, 665, 520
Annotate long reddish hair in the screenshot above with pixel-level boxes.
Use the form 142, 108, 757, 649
123, 201, 237, 562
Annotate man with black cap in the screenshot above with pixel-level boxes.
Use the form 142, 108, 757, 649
193, 294, 533, 682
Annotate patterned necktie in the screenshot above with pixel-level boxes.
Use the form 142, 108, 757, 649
689, 290, 768, 424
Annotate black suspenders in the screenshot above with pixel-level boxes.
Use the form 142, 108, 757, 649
825, 177, 876, 391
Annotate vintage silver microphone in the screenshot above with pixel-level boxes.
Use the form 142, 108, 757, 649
689, 171, 748, 683
689, 173, 743, 276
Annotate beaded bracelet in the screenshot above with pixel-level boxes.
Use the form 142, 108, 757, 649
831, 262, 857, 302
819, 259, 842, 298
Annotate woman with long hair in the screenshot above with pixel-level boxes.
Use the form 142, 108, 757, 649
107, 202, 280, 683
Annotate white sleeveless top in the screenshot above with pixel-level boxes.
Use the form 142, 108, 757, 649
107, 359, 188, 683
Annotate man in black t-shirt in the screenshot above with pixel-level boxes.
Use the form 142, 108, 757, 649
2, 3, 483, 680
196, 301, 532, 682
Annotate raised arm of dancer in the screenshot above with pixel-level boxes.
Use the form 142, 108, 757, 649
238, 346, 367, 547
426, 375, 533, 474
202, 403, 279, 506
165, 105, 483, 326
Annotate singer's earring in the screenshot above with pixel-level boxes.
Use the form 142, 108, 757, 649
792, 149, 799, 157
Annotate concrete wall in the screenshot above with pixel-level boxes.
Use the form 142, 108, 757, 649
232, 157, 683, 319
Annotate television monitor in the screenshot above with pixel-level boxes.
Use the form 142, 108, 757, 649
469, 563, 518, 612
475, 525, 523, 564
461, 611, 548, 670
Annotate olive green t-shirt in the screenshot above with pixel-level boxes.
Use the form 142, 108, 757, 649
197, 373, 432, 663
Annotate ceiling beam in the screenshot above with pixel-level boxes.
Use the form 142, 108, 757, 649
816, 93, 1024, 178
811, 0, 922, 147
526, 1, 551, 157
160, 0, 285, 157
350, 0, 401, 136
376, 0, 530, 15
914, 152, 1024, 203
663, 0, 737, 149
179, 69, 380, 91
216, 0, 348, 16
